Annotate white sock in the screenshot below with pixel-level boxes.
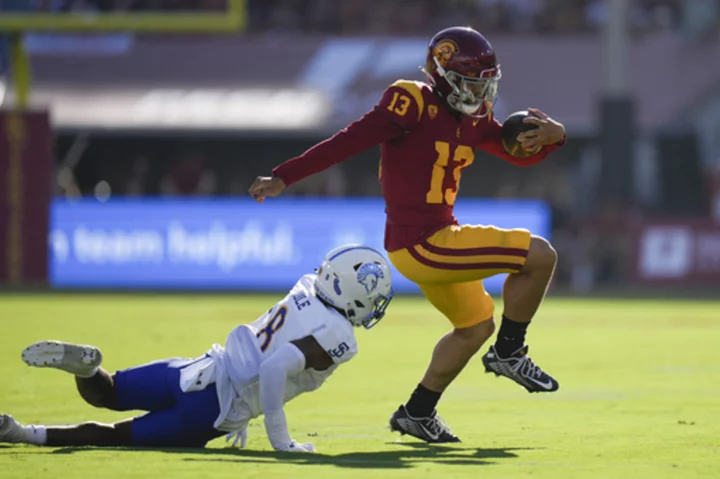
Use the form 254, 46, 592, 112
22, 425, 47, 445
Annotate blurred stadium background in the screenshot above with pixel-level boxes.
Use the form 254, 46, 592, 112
1, 0, 720, 295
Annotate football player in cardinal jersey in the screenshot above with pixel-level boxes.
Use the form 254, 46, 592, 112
0, 245, 393, 452
249, 26, 565, 443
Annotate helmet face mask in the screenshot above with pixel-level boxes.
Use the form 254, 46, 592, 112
424, 26, 501, 119
436, 59, 501, 118
314, 245, 394, 329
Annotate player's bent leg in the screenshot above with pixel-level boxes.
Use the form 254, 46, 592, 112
112, 357, 203, 413
89, 358, 207, 413
482, 235, 559, 393
76, 369, 119, 409
388, 225, 555, 440
21, 340, 120, 410
114, 355, 224, 447
4, 356, 222, 448
502, 236, 557, 323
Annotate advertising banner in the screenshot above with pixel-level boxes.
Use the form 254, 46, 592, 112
50, 198, 550, 293
636, 221, 720, 283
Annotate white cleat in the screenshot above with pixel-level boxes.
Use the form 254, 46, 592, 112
22, 340, 103, 378
0, 414, 26, 443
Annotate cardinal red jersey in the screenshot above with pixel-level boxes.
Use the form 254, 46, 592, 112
272, 80, 564, 252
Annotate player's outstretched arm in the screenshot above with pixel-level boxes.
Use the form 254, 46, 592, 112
257, 336, 333, 452
249, 82, 423, 203
479, 108, 566, 167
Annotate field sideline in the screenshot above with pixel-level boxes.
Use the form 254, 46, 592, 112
1, 294, 719, 478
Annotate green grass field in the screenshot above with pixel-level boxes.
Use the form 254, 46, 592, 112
1, 294, 719, 478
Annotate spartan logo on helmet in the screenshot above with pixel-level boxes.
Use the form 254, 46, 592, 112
356, 262, 384, 294
433, 39, 459, 68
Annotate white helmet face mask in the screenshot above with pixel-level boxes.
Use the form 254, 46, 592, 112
433, 56, 501, 118
314, 245, 394, 329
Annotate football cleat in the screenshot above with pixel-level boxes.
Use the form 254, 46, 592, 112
22, 340, 102, 378
482, 344, 559, 393
0, 414, 26, 443
389, 405, 461, 443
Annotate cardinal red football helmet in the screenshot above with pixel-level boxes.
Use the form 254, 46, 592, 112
424, 26, 501, 118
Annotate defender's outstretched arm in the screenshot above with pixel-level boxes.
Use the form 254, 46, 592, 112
257, 335, 333, 452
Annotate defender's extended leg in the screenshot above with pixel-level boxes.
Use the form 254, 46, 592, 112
0, 414, 133, 447
45, 420, 133, 447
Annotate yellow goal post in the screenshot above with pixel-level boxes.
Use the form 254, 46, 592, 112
0, 0, 246, 108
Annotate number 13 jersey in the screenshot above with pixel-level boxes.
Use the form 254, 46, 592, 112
271, 80, 563, 252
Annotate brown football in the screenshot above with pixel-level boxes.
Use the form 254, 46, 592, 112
501, 110, 541, 158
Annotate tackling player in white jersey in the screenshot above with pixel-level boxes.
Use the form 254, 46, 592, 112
0, 244, 394, 453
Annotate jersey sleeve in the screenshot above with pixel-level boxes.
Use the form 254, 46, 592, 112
308, 319, 358, 366
374, 80, 425, 130
476, 115, 565, 167
271, 81, 424, 186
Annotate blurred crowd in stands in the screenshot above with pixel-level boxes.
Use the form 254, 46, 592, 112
248, 0, 720, 36
3, 0, 718, 37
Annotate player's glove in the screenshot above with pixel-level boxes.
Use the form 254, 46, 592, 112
276, 440, 316, 453
225, 427, 248, 448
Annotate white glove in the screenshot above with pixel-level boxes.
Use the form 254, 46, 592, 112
225, 427, 248, 448
276, 440, 316, 453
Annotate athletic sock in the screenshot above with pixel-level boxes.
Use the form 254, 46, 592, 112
405, 384, 442, 418
494, 315, 529, 358
22, 425, 47, 445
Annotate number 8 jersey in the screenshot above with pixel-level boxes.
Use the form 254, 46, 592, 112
271, 79, 563, 253
211, 274, 357, 431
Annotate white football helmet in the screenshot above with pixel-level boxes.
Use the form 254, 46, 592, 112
314, 244, 394, 329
